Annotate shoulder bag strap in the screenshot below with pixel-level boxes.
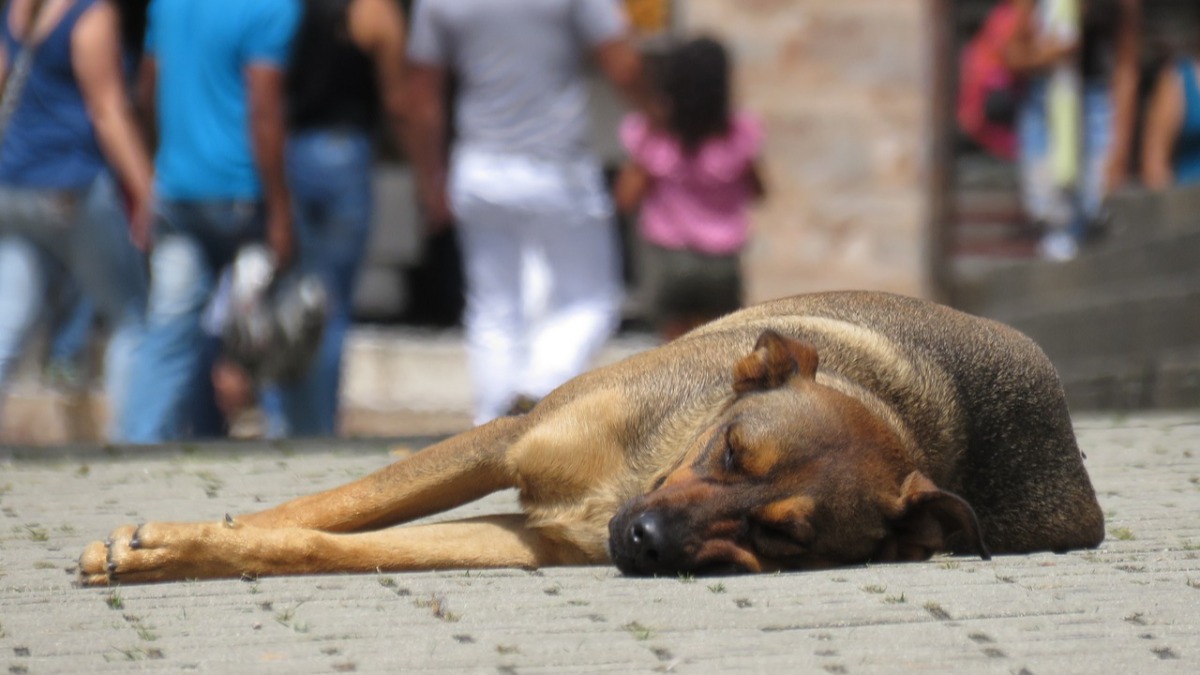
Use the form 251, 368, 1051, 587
0, 0, 50, 144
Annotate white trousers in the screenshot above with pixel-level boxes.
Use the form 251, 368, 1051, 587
449, 147, 622, 425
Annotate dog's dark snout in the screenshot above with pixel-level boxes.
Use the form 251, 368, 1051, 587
625, 511, 679, 573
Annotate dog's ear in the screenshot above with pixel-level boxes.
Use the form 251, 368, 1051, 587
732, 330, 820, 394
883, 471, 991, 562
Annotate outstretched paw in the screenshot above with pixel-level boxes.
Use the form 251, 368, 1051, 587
78, 520, 241, 585
79, 524, 139, 586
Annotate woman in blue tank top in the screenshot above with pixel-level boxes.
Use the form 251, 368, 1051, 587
0, 0, 154, 441
1142, 53, 1200, 188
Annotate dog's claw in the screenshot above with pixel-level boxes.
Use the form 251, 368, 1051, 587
225, 513, 236, 527
130, 526, 143, 550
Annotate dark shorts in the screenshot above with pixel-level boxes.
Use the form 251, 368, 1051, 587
641, 243, 743, 320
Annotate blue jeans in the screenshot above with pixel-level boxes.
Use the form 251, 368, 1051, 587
1017, 78, 1113, 240
260, 130, 373, 437
49, 292, 95, 366
121, 199, 265, 443
0, 173, 147, 438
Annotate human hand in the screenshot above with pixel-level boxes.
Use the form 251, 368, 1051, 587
420, 184, 453, 235
1040, 36, 1080, 65
266, 203, 295, 269
212, 357, 256, 420
128, 193, 155, 252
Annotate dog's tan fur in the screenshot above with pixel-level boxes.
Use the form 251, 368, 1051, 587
79, 291, 1104, 584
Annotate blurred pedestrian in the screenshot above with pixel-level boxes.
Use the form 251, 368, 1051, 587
1140, 19, 1200, 190
121, 0, 300, 443
0, 0, 153, 439
259, 0, 411, 438
957, 0, 1023, 161
406, 0, 647, 425
1004, 0, 1140, 261
615, 36, 765, 341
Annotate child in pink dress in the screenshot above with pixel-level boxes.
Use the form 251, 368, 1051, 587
616, 36, 765, 340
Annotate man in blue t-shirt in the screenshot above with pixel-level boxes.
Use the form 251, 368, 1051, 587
122, 0, 301, 442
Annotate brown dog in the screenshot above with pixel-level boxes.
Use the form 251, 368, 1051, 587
79, 291, 1104, 584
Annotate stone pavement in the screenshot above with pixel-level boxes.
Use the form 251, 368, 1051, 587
1, 413, 1198, 674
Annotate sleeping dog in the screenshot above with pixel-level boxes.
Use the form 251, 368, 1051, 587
80, 291, 1104, 583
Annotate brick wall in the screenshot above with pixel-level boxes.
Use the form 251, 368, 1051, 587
683, 0, 937, 302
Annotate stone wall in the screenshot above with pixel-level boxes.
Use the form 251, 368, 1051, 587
683, 0, 937, 302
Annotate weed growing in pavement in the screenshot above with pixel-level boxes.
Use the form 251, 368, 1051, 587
924, 602, 951, 620
623, 621, 653, 641
1110, 527, 1136, 541
414, 594, 459, 622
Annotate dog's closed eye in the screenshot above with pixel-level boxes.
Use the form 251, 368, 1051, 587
752, 521, 809, 560
722, 427, 740, 473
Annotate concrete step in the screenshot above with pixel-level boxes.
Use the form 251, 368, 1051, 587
1054, 343, 1200, 409
1106, 184, 1200, 245
956, 228, 1200, 318
1009, 287, 1200, 363
951, 184, 1039, 257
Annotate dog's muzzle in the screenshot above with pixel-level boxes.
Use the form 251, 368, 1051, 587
609, 507, 754, 576
609, 509, 682, 576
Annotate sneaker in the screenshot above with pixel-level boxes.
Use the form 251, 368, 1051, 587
1037, 231, 1078, 262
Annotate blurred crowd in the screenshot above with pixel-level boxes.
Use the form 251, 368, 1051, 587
0, 0, 765, 443
959, 0, 1200, 261
8, 0, 1199, 444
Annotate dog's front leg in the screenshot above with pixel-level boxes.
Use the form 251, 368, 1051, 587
237, 416, 527, 533
78, 515, 594, 585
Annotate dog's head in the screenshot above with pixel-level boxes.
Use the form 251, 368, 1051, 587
608, 330, 988, 576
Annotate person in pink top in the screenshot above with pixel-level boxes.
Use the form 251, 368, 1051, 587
616, 36, 765, 341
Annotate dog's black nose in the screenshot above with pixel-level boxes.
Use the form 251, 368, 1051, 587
625, 511, 677, 574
